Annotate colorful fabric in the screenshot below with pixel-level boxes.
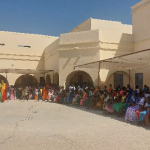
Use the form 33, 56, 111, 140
0, 92, 2, 102
43, 88, 48, 100
80, 92, 87, 106
139, 110, 147, 122
105, 103, 114, 113
10, 88, 14, 100
125, 105, 139, 123
1, 83, 7, 102
113, 102, 128, 113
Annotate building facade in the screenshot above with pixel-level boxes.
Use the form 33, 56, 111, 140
0, 0, 150, 89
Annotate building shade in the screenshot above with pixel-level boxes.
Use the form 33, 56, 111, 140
74, 49, 150, 71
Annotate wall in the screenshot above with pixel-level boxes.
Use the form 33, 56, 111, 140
132, 0, 150, 42
131, 0, 150, 88
58, 30, 100, 87
44, 38, 60, 82
70, 18, 92, 33
0, 31, 58, 85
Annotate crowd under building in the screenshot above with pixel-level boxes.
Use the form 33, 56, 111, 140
0, 0, 150, 89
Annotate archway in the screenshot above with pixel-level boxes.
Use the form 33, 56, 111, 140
15, 75, 38, 86
66, 71, 93, 88
54, 73, 59, 86
0, 74, 9, 85
46, 74, 51, 85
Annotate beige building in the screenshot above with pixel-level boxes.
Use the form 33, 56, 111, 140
0, 0, 150, 89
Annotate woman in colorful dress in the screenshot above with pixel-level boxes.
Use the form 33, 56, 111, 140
96, 90, 104, 109
113, 92, 128, 114
10, 86, 15, 100
105, 92, 117, 113
125, 92, 140, 123
0, 88, 2, 102
1, 80, 7, 102
34, 88, 38, 100
80, 90, 88, 106
16, 87, 20, 99
72, 90, 82, 105
43, 86, 48, 100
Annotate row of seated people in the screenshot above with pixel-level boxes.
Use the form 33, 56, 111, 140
53, 85, 150, 126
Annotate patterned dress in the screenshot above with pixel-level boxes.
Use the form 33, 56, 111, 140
125, 97, 145, 123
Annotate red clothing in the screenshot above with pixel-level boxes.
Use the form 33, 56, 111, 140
2, 84, 7, 102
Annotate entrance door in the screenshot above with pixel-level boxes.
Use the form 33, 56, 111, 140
22, 76, 33, 86
114, 74, 123, 89
78, 75, 83, 86
135, 73, 143, 90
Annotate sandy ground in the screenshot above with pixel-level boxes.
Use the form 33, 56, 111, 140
0, 100, 150, 150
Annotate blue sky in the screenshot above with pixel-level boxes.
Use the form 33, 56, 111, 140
0, 0, 141, 36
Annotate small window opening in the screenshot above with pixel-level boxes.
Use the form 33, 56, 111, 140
0, 43, 5, 46
18, 45, 31, 48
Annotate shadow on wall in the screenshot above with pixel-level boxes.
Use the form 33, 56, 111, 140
33, 51, 45, 85
44, 38, 60, 53
61, 48, 100, 70
100, 33, 134, 89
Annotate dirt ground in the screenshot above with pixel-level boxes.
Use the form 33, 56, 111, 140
0, 100, 150, 150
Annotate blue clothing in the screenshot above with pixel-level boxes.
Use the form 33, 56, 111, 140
138, 97, 145, 106
126, 88, 133, 103
69, 93, 75, 103
126, 96, 139, 104
139, 110, 147, 122
139, 103, 150, 122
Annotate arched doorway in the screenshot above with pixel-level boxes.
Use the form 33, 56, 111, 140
0, 74, 9, 85
66, 71, 93, 88
15, 75, 38, 86
54, 73, 59, 86
107, 71, 132, 89
46, 74, 51, 85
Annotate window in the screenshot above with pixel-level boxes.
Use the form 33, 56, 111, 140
18, 45, 31, 48
135, 73, 143, 90
0, 43, 5, 46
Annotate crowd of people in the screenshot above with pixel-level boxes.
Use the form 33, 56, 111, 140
1, 79, 150, 126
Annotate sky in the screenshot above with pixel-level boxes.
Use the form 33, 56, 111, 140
0, 0, 141, 36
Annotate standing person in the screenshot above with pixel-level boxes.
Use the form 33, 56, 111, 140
25, 87, 29, 101
7, 86, 10, 100
39, 87, 43, 100
10, 86, 14, 100
29, 88, 32, 100
109, 84, 113, 93
37, 89, 40, 101
16, 86, 19, 100
126, 85, 133, 103
47, 89, 51, 102
32, 87, 35, 99
0, 88, 2, 102
35, 88, 38, 100
43, 86, 48, 100
14, 87, 16, 100
0, 80, 7, 102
